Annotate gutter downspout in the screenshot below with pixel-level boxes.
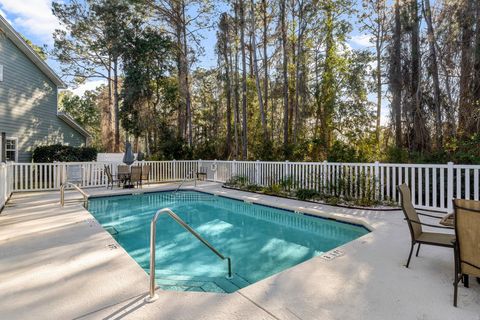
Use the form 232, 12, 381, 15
1, 132, 5, 162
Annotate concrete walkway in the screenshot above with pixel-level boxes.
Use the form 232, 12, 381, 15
0, 182, 478, 319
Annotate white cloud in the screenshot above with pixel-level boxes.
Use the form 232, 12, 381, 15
70, 80, 107, 96
0, 8, 12, 24
350, 34, 373, 48
0, 0, 60, 44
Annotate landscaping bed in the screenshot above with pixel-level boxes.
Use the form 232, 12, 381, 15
223, 175, 399, 211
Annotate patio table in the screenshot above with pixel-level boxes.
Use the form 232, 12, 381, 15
118, 172, 133, 188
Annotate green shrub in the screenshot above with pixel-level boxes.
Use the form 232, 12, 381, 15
32, 144, 98, 163
262, 183, 282, 195
279, 176, 293, 191
324, 196, 341, 206
246, 183, 262, 192
225, 175, 248, 188
295, 189, 318, 201
353, 197, 379, 207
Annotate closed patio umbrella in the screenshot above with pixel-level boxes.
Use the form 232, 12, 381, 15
123, 141, 135, 165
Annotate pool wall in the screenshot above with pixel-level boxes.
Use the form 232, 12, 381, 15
88, 188, 373, 232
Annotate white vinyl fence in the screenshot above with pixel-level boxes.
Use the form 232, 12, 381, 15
3, 160, 480, 212
0, 163, 13, 210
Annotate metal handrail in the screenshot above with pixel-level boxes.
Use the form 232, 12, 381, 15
146, 208, 232, 302
174, 169, 197, 194
60, 182, 88, 206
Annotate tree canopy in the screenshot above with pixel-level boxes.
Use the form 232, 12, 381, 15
52, 0, 480, 164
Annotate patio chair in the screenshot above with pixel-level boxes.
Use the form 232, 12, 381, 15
104, 165, 119, 189
196, 166, 207, 181
117, 165, 130, 186
397, 184, 455, 268
117, 165, 129, 178
141, 165, 150, 186
452, 199, 480, 307
65, 164, 83, 185
130, 166, 142, 188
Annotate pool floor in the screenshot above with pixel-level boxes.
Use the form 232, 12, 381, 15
87, 191, 369, 293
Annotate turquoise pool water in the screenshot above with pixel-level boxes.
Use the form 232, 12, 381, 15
87, 191, 369, 293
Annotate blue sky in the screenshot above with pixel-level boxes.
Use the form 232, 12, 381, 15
0, 0, 387, 123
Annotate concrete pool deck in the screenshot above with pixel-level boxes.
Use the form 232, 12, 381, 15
0, 182, 478, 319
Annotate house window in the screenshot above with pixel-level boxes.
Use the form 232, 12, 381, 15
5, 138, 18, 162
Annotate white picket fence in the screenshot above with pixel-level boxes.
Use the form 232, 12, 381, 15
2, 160, 480, 212
0, 163, 13, 210
7, 160, 198, 191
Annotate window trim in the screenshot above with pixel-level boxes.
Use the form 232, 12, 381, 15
1, 136, 18, 162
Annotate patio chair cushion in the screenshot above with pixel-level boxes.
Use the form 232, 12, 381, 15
417, 232, 455, 246
398, 184, 422, 239
454, 199, 480, 277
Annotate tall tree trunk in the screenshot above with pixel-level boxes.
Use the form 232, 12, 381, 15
314, 49, 320, 140
234, 2, 240, 159
176, 11, 186, 140
370, 0, 387, 150
280, 0, 289, 153
410, 0, 427, 152
375, 40, 382, 148
104, 58, 113, 152
391, 0, 402, 147
250, 0, 268, 143
458, 0, 475, 137
294, 0, 305, 144
240, 0, 248, 159
423, 0, 443, 149
319, 4, 335, 157
182, 0, 193, 146
222, 17, 233, 158
262, 0, 268, 134
288, 7, 295, 141
471, 1, 480, 133
113, 57, 120, 152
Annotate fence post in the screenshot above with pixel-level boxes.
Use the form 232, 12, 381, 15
232, 160, 237, 177
323, 160, 327, 193
284, 160, 289, 178
214, 159, 218, 182
173, 159, 176, 180
1, 163, 5, 208
447, 162, 454, 211
255, 160, 260, 185
374, 161, 380, 200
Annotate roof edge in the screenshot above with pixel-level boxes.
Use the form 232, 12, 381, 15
0, 15, 66, 88
57, 112, 91, 138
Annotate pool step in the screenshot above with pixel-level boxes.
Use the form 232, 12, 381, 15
155, 277, 227, 293
154, 273, 251, 293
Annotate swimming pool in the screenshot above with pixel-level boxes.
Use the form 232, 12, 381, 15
87, 191, 369, 293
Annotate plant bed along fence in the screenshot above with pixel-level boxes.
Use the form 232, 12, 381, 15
1, 160, 479, 212
221, 184, 399, 211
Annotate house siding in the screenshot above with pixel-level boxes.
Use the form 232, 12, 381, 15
0, 31, 86, 162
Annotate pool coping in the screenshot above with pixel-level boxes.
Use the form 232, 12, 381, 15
87, 187, 374, 232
